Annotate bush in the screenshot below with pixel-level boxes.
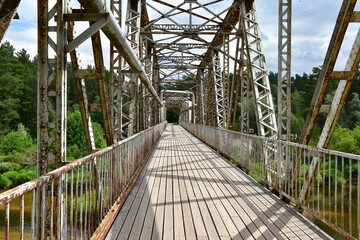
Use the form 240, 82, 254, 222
0, 166, 37, 189
0, 130, 33, 155
0, 162, 21, 173
2, 171, 18, 183
329, 124, 360, 155
67, 111, 106, 159
0, 153, 23, 164
14, 170, 36, 186
0, 176, 12, 189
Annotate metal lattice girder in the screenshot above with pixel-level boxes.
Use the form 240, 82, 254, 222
65, 9, 113, 147
243, 2, 278, 139
0, 0, 20, 43
37, 0, 68, 237
297, 0, 360, 202
156, 43, 208, 49
110, 0, 123, 141
77, 0, 161, 105
155, 65, 209, 69
157, 56, 203, 61
223, 35, 230, 123
90, 30, 114, 145
67, 12, 96, 153
278, 0, 292, 141
119, 0, 142, 137
212, 51, 227, 128
240, 35, 251, 133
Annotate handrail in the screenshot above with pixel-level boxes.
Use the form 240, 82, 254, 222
0, 121, 167, 239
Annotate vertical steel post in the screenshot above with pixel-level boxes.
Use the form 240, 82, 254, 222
37, 0, 49, 237
278, 0, 292, 191
278, 0, 292, 141
110, 0, 123, 142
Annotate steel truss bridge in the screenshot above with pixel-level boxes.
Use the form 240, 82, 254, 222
0, 0, 360, 239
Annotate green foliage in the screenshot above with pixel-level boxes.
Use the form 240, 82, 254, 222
0, 165, 37, 189
0, 162, 21, 173
166, 107, 180, 123
291, 89, 305, 137
0, 153, 23, 164
14, 170, 36, 186
0, 42, 37, 137
0, 176, 12, 189
67, 110, 106, 159
0, 128, 33, 155
328, 124, 360, 155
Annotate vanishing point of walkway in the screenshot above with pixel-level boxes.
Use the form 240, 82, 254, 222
105, 125, 331, 240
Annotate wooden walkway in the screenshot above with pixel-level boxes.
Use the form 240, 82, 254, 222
105, 125, 332, 240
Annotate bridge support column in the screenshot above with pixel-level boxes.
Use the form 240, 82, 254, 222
37, 0, 68, 237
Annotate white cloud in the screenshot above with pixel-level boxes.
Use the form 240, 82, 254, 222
2, 0, 358, 75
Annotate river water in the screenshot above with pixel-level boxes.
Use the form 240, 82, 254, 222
0, 189, 33, 239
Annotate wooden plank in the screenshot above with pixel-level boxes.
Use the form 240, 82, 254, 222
151, 136, 168, 240
181, 138, 223, 240
177, 132, 209, 239
172, 136, 186, 240
163, 136, 174, 240
182, 129, 266, 240
185, 138, 257, 240
139, 136, 168, 240
173, 131, 196, 240
180, 127, 328, 239
127, 135, 163, 240
182, 137, 232, 239
104, 138, 161, 239
199, 141, 305, 239
111, 135, 163, 240
197, 134, 330, 239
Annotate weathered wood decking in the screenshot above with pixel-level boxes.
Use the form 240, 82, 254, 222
105, 125, 332, 240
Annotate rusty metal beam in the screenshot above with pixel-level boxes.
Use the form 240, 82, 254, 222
299, 0, 358, 146
91, 29, 114, 146
297, 0, 360, 203
67, 17, 96, 153
0, 0, 20, 43
77, 0, 162, 105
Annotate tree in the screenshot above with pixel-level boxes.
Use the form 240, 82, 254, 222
67, 110, 106, 159
328, 124, 360, 155
291, 89, 305, 137
166, 107, 180, 123
341, 93, 360, 129
0, 124, 33, 155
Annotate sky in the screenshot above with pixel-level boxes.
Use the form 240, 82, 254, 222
3, 0, 359, 75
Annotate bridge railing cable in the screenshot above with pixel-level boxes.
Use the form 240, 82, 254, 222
181, 121, 360, 240
0, 121, 167, 240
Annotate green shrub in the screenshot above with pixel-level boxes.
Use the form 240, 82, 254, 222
2, 171, 18, 183
14, 170, 36, 186
0, 153, 23, 164
67, 111, 106, 159
0, 176, 12, 189
0, 162, 21, 173
0, 131, 33, 155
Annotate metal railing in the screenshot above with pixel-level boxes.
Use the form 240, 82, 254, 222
181, 121, 360, 239
0, 121, 167, 239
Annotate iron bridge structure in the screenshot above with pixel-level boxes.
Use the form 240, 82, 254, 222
1, 0, 360, 239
